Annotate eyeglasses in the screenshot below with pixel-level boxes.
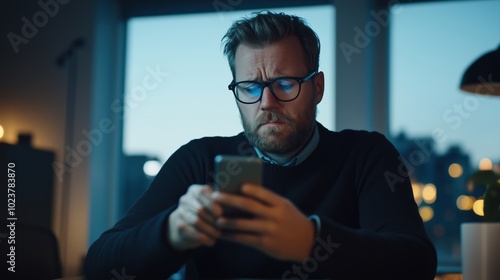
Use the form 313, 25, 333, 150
228, 71, 317, 104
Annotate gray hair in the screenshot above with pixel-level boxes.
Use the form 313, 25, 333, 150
222, 10, 321, 78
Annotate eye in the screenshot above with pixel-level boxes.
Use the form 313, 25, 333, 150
237, 82, 261, 96
274, 79, 297, 93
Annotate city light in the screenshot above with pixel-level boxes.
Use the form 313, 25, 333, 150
422, 184, 437, 204
419, 206, 434, 222
456, 195, 474, 211
472, 199, 484, 216
479, 158, 493, 171
411, 182, 423, 206
143, 160, 162, 177
448, 163, 463, 178
0, 125, 4, 139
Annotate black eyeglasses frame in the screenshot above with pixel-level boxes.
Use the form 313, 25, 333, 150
228, 71, 318, 104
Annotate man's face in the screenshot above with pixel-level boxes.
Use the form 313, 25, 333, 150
234, 36, 324, 155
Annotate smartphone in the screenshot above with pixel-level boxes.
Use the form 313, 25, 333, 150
213, 155, 262, 218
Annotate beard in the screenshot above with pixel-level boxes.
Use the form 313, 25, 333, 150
240, 101, 317, 155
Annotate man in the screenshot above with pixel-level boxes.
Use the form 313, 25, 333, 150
85, 11, 437, 279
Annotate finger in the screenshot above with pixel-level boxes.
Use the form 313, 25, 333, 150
197, 207, 218, 224
178, 221, 217, 247
181, 191, 218, 222
212, 192, 271, 218
219, 230, 264, 248
183, 197, 217, 224
240, 183, 281, 206
198, 187, 223, 217
179, 206, 221, 240
193, 218, 222, 240
216, 216, 271, 234
180, 190, 224, 235
179, 195, 204, 218
194, 209, 222, 238
187, 185, 222, 217
186, 184, 204, 197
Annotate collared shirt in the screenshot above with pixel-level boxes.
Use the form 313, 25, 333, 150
254, 124, 320, 166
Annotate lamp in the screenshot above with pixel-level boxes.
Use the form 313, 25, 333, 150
459, 44, 500, 95
460, 45, 500, 280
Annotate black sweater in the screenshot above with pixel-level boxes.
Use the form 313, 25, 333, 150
84, 123, 437, 279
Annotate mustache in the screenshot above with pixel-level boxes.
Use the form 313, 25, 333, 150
255, 111, 293, 126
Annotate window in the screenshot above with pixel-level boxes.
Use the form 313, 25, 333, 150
390, 0, 500, 267
123, 5, 335, 164
119, 4, 335, 217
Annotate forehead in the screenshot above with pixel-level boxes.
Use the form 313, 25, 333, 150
234, 36, 308, 79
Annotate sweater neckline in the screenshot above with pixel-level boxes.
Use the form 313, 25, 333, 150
253, 123, 334, 174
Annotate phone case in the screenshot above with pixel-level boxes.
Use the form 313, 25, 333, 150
213, 155, 262, 193
213, 155, 262, 218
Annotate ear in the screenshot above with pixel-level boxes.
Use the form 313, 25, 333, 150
313, 71, 325, 104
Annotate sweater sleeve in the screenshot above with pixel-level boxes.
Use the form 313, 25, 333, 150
307, 132, 437, 280
84, 141, 209, 280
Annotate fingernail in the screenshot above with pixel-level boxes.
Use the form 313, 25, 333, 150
216, 218, 226, 225
211, 192, 220, 199
241, 184, 250, 193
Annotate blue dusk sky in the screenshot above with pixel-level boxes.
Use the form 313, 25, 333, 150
123, 1, 500, 167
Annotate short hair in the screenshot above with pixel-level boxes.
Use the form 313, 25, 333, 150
222, 10, 321, 78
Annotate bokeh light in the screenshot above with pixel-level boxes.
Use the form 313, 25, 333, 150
143, 160, 162, 176
0, 125, 4, 139
456, 195, 474, 211
419, 206, 434, 222
411, 182, 423, 206
448, 163, 463, 178
479, 158, 493, 171
472, 199, 484, 216
422, 183, 437, 204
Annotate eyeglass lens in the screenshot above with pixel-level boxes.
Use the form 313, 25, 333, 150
235, 78, 300, 103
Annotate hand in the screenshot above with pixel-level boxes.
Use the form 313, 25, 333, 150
212, 183, 315, 262
168, 184, 222, 251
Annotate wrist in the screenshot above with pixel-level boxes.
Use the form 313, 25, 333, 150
296, 215, 321, 262
167, 210, 185, 252
293, 216, 318, 262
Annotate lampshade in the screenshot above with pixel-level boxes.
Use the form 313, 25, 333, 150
460, 44, 500, 96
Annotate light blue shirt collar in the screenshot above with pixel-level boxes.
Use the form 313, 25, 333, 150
254, 124, 319, 166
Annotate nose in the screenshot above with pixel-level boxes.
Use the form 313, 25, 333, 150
259, 86, 280, 110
